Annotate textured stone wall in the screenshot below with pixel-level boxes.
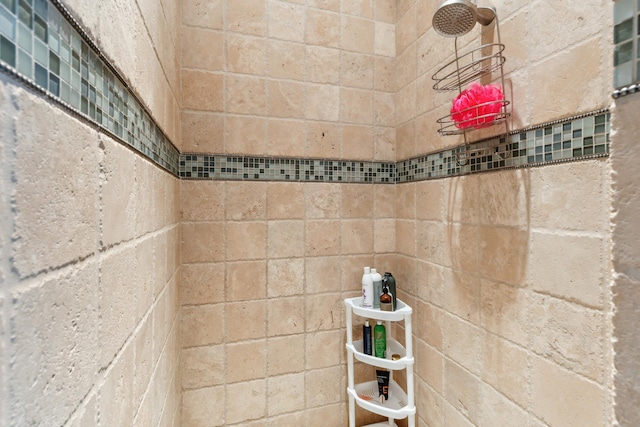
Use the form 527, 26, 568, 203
0, 0, 182, 424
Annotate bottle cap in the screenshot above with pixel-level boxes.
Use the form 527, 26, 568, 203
392, 354, 401, 361
365, 320, 370, 327
377, 320, 382, 325
364, 266, 371, 274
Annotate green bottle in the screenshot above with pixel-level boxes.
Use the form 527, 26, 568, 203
373, 320, 386, 358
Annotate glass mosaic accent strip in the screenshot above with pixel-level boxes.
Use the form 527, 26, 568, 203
0, 0, 179, 175
181, 111, 610, 184
180, 155, 396, 183
613, 0, 640, 97
396, 110, 610, 183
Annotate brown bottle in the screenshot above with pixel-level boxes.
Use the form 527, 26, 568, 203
380, 285, 393, 311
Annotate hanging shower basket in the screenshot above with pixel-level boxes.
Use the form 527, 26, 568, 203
431, 4, 511, 164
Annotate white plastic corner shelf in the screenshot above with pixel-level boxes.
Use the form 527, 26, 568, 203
345, 297, 416, 427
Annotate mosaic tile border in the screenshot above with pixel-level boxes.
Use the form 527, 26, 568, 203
180, 109, 610, 184
0, 0, 180, 174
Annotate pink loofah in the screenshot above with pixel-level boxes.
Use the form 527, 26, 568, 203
450, 82, 504, 129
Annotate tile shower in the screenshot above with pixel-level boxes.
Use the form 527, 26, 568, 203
0, 0, 630, 426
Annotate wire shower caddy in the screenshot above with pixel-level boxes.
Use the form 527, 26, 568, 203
431, 8, 511, 165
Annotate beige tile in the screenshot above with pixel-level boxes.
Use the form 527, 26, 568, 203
182, 0, 223, 29
375, 21, 395, 57
305, 83, 340, 121
305, 292, 341, 331
306, 329, 342, 369
181, 304, 224, 347
182, 27, 224, 71
480, 382, 532, 427
182, 386, 225, 426
306, 46, 340, 84
443, 313, 482, 375
226, 379, 266, 424
415, 179, 443, 221
372, 218, 394, 254
374, 56, 395, 93
267, 258, 305, 297
341, 15, 374, 53
342, 124, 374, 160
478, 169, 530, 228
181, 180, 225, 222
444, 359, 482, 426
395, 2, 415, 55
305, 220, 341, 256
530, 293, 605, 382
226, 339, 267, 383
415, 300, 443, 349
529, 40, 605, 125
269, 1, 305, 42
266, 118, 306, 157
395, 219, 415, 257
416, 339, 444, 393
268, 220, 304, 258
181, 222, 225, 264
305, 184, 342, 218
181, 263, 226, 305
398, 184, 417, 219
226, 222, 267, 261
305, 257, 341, 294
527, 231, 605, 308
341, 218, 374, 255
480, 279, 529, 347
306, 8, 340, 48
262, 412, 306, 426
307, 0, 340, 12
267, 372, 306, 416
374, 92, 395, 127
12, 94, 98, 278
182, 69, 223, 111
268, 39, 305, 80
226, 260, 267, 301
267, 182, 305, 219
374, 0, 395, 23
306, 121, 341, 158
225, 181, 267, 220
375, 130, 396, 168
226, 300, 267, 342
442, 268, 480, 324
341, 255, 373, 293
305, 366, 343, 407
444, 223, 479, 274
226, 33, 267, 75
267, 334, 306, 375
181, 345, 225, 389
267, 296, 305, 336
226, 75, 267, 115
443, 175, 480, 224
374, 184, 396, 218
531, 355, 605, 426
342, 51, 374, 89
306, 403, 345, 426
225, 115, 267, 155
180, 111, 224, 153
416, 220, 445, 264
530, 161, 609, 231
481, 332, 529, 407
268, 80, 305, 118
340, 87, 374, 124
227, 0, 266, 36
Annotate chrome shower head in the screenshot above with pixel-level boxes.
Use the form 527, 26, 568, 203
432, 0, 496, 38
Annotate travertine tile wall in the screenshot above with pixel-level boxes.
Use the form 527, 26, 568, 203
179, 1, 399, 425
0, 0, 182, 425
396, 0, 616, 426
180, 179, 398, 426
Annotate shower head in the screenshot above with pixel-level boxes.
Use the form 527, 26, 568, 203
432, 0, 496, 38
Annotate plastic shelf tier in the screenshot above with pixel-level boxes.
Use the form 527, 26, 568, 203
345, 297, 415, 427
